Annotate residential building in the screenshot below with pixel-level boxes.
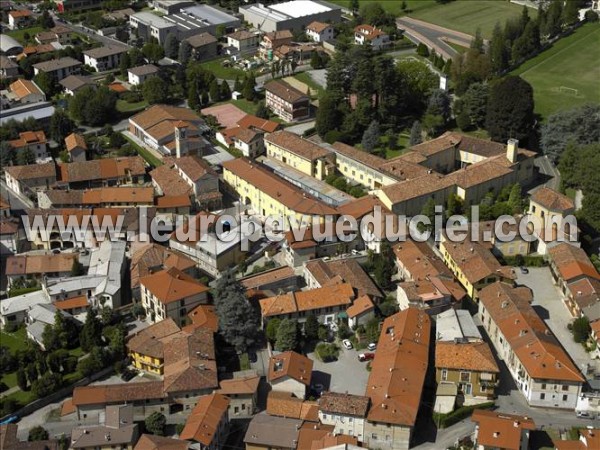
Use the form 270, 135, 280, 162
0, 55, 19, 79
64, 132, 87, 162
25, 303, 76, 349
346, 295, 376, 328
318, 392, 370, 440
240, 0, 342, 33
232, 128, 264, 159
129, 104, 209, 157
268, 351, 313, 399
240, 266, 299, 293
180, 393, 230, 450
554, 428, 600, 450
260, 283, 355, 325
259, 30, 293, 59
440, 236, 514, 302
0, 423, 60, 449
265, 130, 332, 180
134, 434, 189, 450
83, 45, 128, 71
216, 372, 260, 419
265, 79, 311, 122
354, 25, 391, 50
130, 243, 196, 299
479, 282, 585, 409
70, 404, 139, 450
244, 412, 302, 450
394, 239, 466, 313
363, 308, 431, 450
140, 267, 209, 326
187, 304, 219, 333
303, 258, 382, 300
8, 9, 33, 29
225, 30, 259, 54
222, 158, 337, 228
128, 318, 186, 375
33, 57, 81, 81
6, 253, 77, 288
8, 130, 50, 163
306, 21, 334, 42
0, 219, 24, 255
50, 25, 72, 45
471, 410, 536, 450
80, 187, 154, 208
128, 64, 159, 86
58, 155, 146, 188
4, 162, 56, 195
529, 186, 575, 230
184, 33, 218, 61
216, 114, 279, 155
0, 289, 50, 328
6, 79, 46, 104
59, 74, 96, 96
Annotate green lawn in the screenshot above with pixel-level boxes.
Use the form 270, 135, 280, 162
444, 40, 468, 54
510, 23, 600, 120
230, 98, 260, 115
122, 135, 163, 168
293, 72, 325, 97
6, 26, 45, 44
331, 0, 529, 38
116, 99, 148, 114
1, 371, 17, 389
0, 327, 27, 354
201, 57, 246, 80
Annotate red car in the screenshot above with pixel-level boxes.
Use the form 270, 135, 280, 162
358, 353, 375, 362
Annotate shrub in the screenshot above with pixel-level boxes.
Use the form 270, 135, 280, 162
315, 343, 340, 362
433, 402, 494, 429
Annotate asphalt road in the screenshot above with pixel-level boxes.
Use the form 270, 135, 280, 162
397, 17, 475, 60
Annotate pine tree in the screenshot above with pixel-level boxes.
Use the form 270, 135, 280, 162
409, 120, 422, 146
220, 80, 231, 100
178, 40, 193, 66
188, 83, 199, 110
304, 315, 319, 342
489, 22, 508, 74
361, 120, 380, 153
209, 79, 220, 103
164, 34, 179, 59
16, 368, 27, 391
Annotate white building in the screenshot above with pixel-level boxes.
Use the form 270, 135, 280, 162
318, 392, 369, 441
306, 21, 334, 42
83, 45, 128, 72
267, 351, 312, 399
127, 64, 159, 86
354, 25, 390, 51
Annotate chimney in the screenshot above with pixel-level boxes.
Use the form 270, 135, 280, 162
507, 139, 518, 163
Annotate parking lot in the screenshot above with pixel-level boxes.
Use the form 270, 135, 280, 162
307, 345, 371, 396
516, 267, 600, 378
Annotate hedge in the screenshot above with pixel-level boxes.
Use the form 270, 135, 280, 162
433, 402, 495, 429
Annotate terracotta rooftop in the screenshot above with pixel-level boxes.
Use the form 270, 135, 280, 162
530, 187, 575, 212
442, 239, 512, 285
346, 294, 375, 318
471, 409, 536, 450
223, 158, 336, 216
64, 133, 87, 152
6, 253, 76, 276
216, 375, 260, 395
331, 141, 386, 171
365, 308, 430, 426
318, 391, 370, 417
150, 164, 192, 197
479, 282, 584, 383
548, 243, 600, 283
264, 30, 293, 41
134, 434, 189, 450
173, 155, 215, 182
54, 295, 89, 311
266, 391, 319, 421
306, 21, 331, 33
126, 317, 181, 359
185, 32, 218, 48
240, 266, 296, 290
9, 78, 44, 99
394, 239, 452, 282
140, 267, 208, 304
266, 130, 330, 162
237, 114, 280, 133
268, 351, 313, 386
9, 130, 46, 149
82, 187, 154, 205
186, 304, 219, 333
226, 30, 257, 41
355, 24, 387, 39
408, 131, 460, 157
260, 283, 354, 318
33, 56, 81, 72
180, 393, 229, 445
305, 258, 382, 299
381, 172, 454, 204
4, 162, 56, 180
130, 243, 195, 290
436, 341, 499, 373
265, 79, 309, 104
59, 156, 145, 183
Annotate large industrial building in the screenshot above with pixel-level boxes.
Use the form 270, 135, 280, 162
240, 0, 342, 33
130, 4, 240, 44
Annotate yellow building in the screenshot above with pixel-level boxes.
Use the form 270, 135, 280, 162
265, 130, 333, 180
127, 318, 181, 375
222, 158, 337, 229
439, 235, 514, 302
330, 141, 398, 189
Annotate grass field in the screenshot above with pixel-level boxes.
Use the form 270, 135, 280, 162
6, 26, 44, 44
116, 99, 148, 114
0, 328, 26, 354
330, 0, 529, 38
511, 23, 600, 120
201, 57, 246, 80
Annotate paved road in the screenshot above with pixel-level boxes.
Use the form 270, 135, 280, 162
397, 17, 476, 60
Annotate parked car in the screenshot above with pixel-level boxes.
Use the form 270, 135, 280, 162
576, 411, 594, 419
367, 342, 377, 351
342, 339, 353, 350
358, 353, 375, 362
120, 369, 138, 382
519, 266, 529, 274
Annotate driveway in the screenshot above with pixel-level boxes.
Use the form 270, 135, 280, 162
515, 267, 600, 379
307, 345, 370, 396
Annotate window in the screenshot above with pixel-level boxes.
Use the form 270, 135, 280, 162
562, 394, 568, 401
322, 414, 327, 420
540, 393, 545, 400
541, 383, 546, 390
460, 372, 470, 382
562, 385, 569, 391
441, 369, 448, 381
371, 433, 378, 440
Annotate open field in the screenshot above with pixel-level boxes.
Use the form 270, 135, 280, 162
511, 23, 600, 120
201, 57, 246, 80
6, 26, 45, 44
330, 0, 529, 38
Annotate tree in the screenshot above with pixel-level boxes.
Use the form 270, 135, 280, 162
16, 368, 27, 391
187, 83, 199, 110
460, 82, 489, 128
214, 276, 261, 353
119, 52, 130, 77
409, 120, 422, 146
17, 148, 36, 165
233, 76, 242, 92
422, 113, 446, 138
33, 71, 58, 97
141, 76, 169, 104
209, 79, 220, 103
373, 242, 394, 291
178, 40, 192, 65
77, 347, 105, 377
0, 141, 15, 167
164, 34, 179, 59
543, 0, 563, 38
39, 10, 54, 29
489, 22, 508, 74
350, 0, 359, 14
446, 193, 463, 218
316, 92, 343, 138
304, 314, 319, 342
419, 198, 436, 232
31, 372, 62, 398
275, 319, 298, 352
220, 80, 231, 100
541, 104, 600, 162
28, 426, 49, 441
265, 318, 281, 344
142, 42, 165, 63
361, 120, 380, 153
145, 411, 167, 436
80, 308, 102, 352
572, 317, 590, 343
242, 75, 256, 101
310, 51, 324, 69
508, 184, 523, 213
416, 43, 430, 57
69, 86, 117, 127
70, 259, 84, 276
49, 109, 75, 143
562, 0, 580, 27
42, 324, 61, 352
255, 102, 269, 119
426, 89, 451, 123
486, 76, 534, 145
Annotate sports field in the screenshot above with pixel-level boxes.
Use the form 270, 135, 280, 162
511, 23, 600, 120
330, 0, 528, 38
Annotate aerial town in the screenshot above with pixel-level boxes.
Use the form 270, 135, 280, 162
0, 0, 599, 449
